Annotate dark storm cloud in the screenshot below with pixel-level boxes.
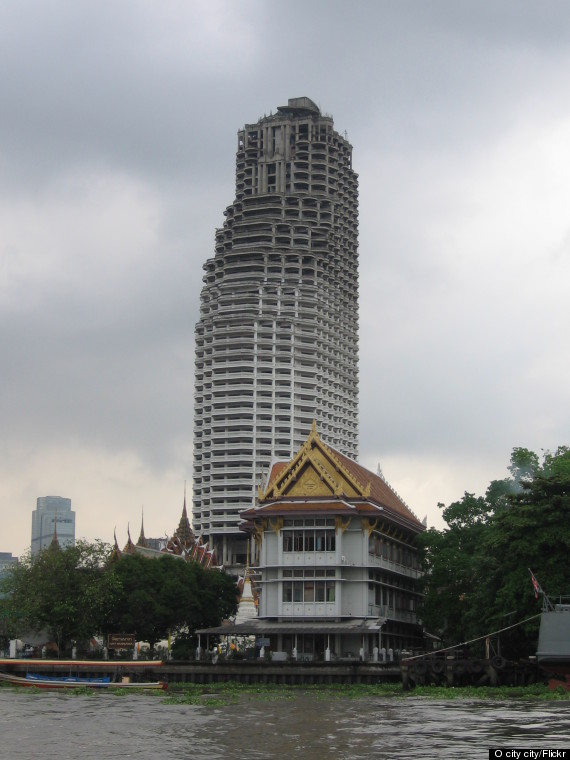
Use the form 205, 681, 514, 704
0, 254, 192, 461
0, 0, 264, 192
2, 0, 570, 551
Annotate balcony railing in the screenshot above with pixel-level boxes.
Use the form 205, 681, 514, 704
367, 554, 421, 580
373, 605, 417, 625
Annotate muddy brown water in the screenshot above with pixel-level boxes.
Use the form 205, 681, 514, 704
0, 690, 568, 759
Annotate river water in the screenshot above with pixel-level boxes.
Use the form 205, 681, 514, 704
0, 689, 568, 759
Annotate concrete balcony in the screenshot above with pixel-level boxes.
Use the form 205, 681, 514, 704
373, 605, 417, 625
367, 554, 421, 580
280, 602, 338, 617
281, 552, 337, 566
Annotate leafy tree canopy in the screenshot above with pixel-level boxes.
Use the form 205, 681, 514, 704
107, 553, 238, 650
0, 541, 238, 656
0, 540, 120, 654
416, 446, 570, 656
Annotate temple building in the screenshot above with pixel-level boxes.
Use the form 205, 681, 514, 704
200, 424, 425, 660
114, 494, 220, 569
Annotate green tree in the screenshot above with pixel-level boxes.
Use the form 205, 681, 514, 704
0, 540, 120, 655
483, 449, 570, 654
107, 553, 237, 651
416, 493, 490, 644
417, 447, 570, 656
192, 562, 239, 629
508, 447, 540, 486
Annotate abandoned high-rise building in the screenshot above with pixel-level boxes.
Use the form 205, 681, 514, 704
193, 97, 359, 567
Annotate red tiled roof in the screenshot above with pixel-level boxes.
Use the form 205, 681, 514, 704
268, 461, 289, 480
261, 441, 423, 530
322, 443, 422, 526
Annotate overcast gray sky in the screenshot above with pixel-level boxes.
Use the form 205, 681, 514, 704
2, 0, 570, 555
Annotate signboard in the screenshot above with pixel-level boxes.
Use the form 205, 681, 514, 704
256, 637, 270, 647
107, 634, 135, 650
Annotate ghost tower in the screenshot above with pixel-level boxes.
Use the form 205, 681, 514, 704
193, 97, 359, 569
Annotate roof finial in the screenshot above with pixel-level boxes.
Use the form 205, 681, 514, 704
137, 506, 149, 547
123, 523, 137, 554
174, 482, 193, 548
49, 511, 60, 550
109, 527, 122, 562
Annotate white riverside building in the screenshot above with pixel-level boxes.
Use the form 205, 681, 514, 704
198, 425, 425, 658
193, 98, 359, 568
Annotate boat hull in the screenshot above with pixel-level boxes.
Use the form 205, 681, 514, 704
0, 672, 167, 690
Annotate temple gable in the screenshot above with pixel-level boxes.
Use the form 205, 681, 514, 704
260, 423, 370, 501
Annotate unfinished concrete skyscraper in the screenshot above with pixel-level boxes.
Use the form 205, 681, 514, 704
193, 97, 359, 567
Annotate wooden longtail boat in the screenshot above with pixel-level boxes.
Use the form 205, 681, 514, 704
0, 671, 167, 690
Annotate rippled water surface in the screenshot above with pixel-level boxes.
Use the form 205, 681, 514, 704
0, 690, 568, 759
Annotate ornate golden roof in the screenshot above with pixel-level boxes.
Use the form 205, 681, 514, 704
258, 420, 371, 502
250, 422, 423, 529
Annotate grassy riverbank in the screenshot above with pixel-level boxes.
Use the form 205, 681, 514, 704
163, 681, 569, 706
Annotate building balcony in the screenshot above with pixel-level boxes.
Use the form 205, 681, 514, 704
280, 602, 338, 617
367, 554, 421, 580
372, 605, 417, 625
280, 552, 337, 566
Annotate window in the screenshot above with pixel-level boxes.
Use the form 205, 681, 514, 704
282, 572, 336, 606
282, 527, 335, 552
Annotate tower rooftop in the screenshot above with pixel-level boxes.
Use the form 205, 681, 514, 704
277, 97, 320, 116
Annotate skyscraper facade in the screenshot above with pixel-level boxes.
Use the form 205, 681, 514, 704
31, 495, 76, 554
193, 98, 359, 566
0, 552, 18, 591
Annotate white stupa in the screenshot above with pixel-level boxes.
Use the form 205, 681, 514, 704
234, 564, 257, 624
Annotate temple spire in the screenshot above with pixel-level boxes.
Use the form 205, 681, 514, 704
235, 561, 257, 623
48, 511, 60, 551
123, 523, 137, 554
174, 482, 194, 548
137, 506, 149, 548
108, 527, 122, 562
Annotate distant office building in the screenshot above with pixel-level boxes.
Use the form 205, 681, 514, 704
0, 552, 18, 572
31, 496, 76, 555
0, 552, 18, 591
